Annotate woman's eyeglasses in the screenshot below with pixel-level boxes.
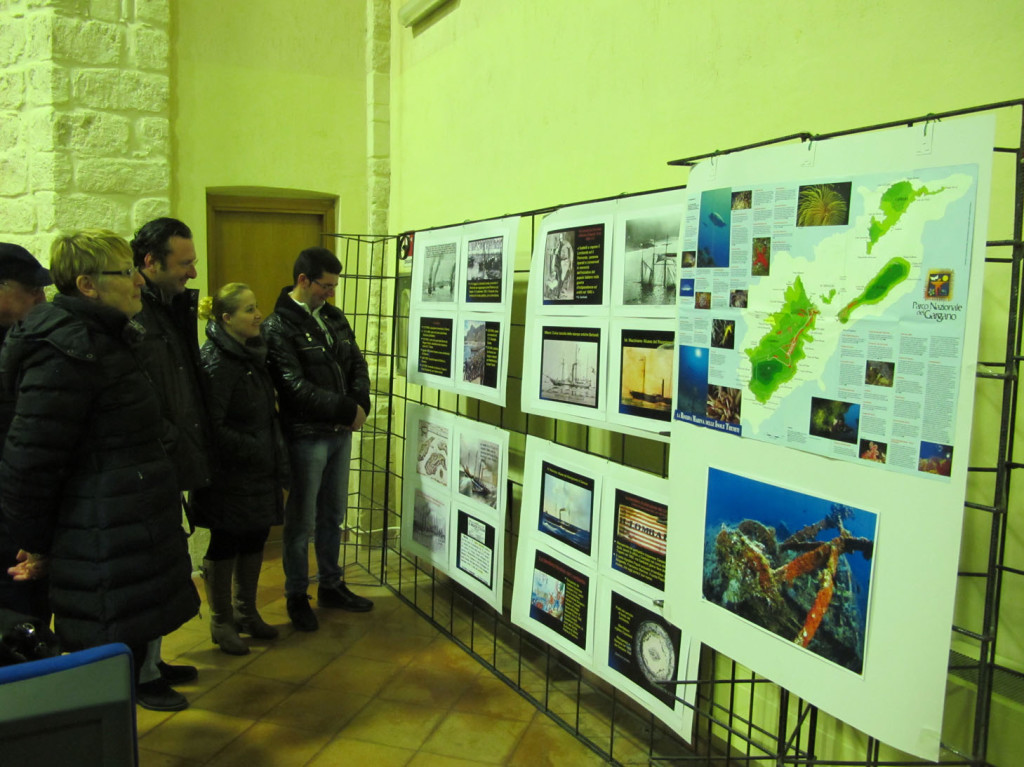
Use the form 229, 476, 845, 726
97, 266, 139, 278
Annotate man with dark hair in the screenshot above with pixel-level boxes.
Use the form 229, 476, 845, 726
0, 243, 51, 622
128, 217, 211, 710
262, 246, 373, 632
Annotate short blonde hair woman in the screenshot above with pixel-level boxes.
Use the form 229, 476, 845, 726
0, 230, 199, 693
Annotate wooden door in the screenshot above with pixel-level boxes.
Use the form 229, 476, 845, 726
206, 195, 338, 316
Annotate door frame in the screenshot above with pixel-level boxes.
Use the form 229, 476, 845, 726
206, 192, 338, 292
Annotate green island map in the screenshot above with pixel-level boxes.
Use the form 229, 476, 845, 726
742, 173, 971, 408
746, 276, 819, 404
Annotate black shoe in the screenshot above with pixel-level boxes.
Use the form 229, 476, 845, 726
287, 593, 319, 632
157, 660, 198, 685
136, 678, 188, 711
317, 582, 374, 612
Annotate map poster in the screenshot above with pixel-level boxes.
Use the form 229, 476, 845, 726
465, 234, 505, 304
674, 116, 993, 481
543, 224, 605, 306
610, 488, 668, 591
454, 508, 496, 589
529, 548, 590, 650
414, 417, 450, 489
415, 315, 454, 379
607, 588, 682, 708
539, 324, 602, 409
667, 114, 995, 761
614, 324, 674, 424
457, 316, 500, 391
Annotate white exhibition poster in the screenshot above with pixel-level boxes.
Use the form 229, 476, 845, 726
611, 194, 684, 320
666, 114, 995, 761
401, 403, 454, 568
401, 403, 509, 610
522, 192, 684, 440
592, 580, 700, 739
407, 218, 518, 406
607, 318, 675, 433
512, 436, 698, 738
597, 461, 671, 599
674, 118, 991, 481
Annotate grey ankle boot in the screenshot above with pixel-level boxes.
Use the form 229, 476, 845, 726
233, 551, 278, 640
203, 558, 249, 655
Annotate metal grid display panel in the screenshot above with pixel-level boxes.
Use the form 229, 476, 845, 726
334, 98, 1024, 766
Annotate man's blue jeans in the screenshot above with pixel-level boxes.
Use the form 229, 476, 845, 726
283, 432, 352, 598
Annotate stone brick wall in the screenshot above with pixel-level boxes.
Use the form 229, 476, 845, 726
0, 0, 171, 260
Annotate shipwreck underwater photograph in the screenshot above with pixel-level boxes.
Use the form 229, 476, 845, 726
702, 467, 876, 673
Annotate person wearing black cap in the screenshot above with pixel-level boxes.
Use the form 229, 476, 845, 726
0, 242, 51, 623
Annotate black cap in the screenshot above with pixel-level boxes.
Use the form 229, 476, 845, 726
0, 243, 53, 287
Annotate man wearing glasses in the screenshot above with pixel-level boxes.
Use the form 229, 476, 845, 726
128, 218, 212, 711
263, 246, 373, 632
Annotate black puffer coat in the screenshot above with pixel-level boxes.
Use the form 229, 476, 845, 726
134, 279, 211, 492
191, 321, 288, 531
0, 295, 199, 650
262, 287, 371, 439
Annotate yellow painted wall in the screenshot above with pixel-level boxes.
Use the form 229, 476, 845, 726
391, 1, 1022, 230
172, 0, 369, 293
389, 0, 1023, 458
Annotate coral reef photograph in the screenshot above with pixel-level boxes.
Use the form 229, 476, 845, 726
919, 441, 953, 476
796, 182, 852, 227
809, 397, 860, 444
751, 237, 771, 277
865, 360, 895, 387
703, 468, 876, 674
859, 439, 887, 463
730, 289, 748, 308
731, 190, 752, 210
706, 385, 742, 424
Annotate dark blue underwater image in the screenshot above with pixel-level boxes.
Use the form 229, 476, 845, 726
703, 467, 876, 674
675, 345, 709, 419
697, 188, 732, 268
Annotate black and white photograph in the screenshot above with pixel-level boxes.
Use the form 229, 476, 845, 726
540, 326, 601, 408
458, 433, 500, 509
420, 240, 458, 302
621, 212, 680, 306
544, 229, 575, 301
411, 489, 448, 554
466, 235, 504, 303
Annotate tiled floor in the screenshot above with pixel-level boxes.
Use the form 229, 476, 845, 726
137, 542, 611, 766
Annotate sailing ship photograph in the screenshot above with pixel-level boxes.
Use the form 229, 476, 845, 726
540, 333, 600, 408
619, 331, 674, 421
458, 434, 500, 509
621, 211, 681, 306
